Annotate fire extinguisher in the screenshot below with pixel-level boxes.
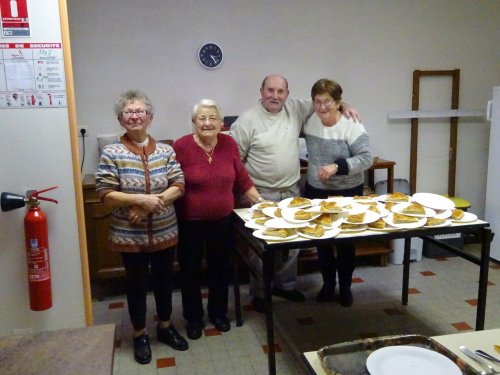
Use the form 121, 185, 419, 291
1, 186, 58, 311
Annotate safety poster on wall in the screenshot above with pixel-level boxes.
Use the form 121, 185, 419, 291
0, 42, 67, 108
0, 0, 31, 37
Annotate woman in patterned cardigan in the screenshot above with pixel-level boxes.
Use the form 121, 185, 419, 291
96, 89, 188, 365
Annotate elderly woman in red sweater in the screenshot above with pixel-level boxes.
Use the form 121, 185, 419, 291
173, 99, 261, 340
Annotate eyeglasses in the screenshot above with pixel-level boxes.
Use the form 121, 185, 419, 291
196, 116, 220, 123
313, 98, 335, 108
121, 110, 149, 118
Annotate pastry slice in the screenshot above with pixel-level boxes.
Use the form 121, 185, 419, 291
353, 195, 371, 201
384, 201, 397, 211
451, 209, 464, 220
252, 210, 266, 219
288, 197, 311, 208
257, 201, 277, 210
393, 213, 420, 224
368, 218, 385, 229
426, 217, 446, 226
254, 218, 268, 226
298, 225, 325, 238
319, 201, 343, 212
314, 213, 333, 226
275, 208, 282, 218
347, 212, 366, 223
341, 222, 364, 230
262, 228, 293, 238
386, 192, 409, 202
368, 205, 380, 214
294, 210, 313, 220
402, 202, 425, 215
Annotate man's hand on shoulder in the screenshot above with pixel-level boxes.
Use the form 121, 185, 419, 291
340, 102, 361, 123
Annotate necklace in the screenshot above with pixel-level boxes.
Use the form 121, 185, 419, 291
204, 147, 215, 164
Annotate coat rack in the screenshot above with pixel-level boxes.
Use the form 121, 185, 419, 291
388, 69, 484, 197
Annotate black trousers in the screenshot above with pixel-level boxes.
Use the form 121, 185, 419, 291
177, 215, 233, 323
121, 248, 175, 331
304, 182, 363, 288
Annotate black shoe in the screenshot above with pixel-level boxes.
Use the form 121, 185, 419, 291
251, 297, 265, 313
186, 321, 205, 340
339, 287, 353, 307
272, 287, 306, 302
133, 334, 152, 365
157, 325, 189, 351
209, 316, 231, 332
316, 285, 335, 303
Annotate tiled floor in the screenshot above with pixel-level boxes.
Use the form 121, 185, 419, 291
93, 250, 500, 374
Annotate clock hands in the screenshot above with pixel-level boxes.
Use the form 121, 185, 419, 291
210, 55, 219, 64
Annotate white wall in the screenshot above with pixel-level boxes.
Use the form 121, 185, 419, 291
68, 0, 500, 217
0, 1, 85, 336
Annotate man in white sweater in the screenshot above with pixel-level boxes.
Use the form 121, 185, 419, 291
230, 74, 359, 311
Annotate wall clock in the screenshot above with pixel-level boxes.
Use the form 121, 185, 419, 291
198, 43, 223, 69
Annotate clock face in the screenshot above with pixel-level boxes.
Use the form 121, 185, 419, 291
198, 43, 223, 69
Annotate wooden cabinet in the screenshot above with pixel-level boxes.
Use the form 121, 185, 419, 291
82, 174, 125, 282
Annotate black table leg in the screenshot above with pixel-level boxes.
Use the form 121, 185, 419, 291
233, 253, 243, 327
402, 238, 411, 305
263, 250, 276, 375
476, 228, 491, 330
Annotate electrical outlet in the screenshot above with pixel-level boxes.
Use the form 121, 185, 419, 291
78, 126, 88, 137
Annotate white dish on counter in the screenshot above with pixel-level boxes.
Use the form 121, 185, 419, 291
412, 192, 455, 211
264, 218, 309, 229
366, 345, 461, 375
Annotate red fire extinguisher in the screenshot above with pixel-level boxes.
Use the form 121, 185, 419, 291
1, 186, 58, 311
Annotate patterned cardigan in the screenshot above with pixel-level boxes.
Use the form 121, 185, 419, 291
95, 135, 185, 253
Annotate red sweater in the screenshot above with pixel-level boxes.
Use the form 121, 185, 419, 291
173, 133, 254, 220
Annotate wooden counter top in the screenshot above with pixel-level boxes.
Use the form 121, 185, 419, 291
0, 324, 115, 375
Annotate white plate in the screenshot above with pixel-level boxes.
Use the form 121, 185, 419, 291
325, 196, 355, 205
368, 224, 401, 232
435, 209, 452, 219
352, 195, 378, 204
452, 212, 478, 223
367, 204, 390, 218
244, 219, 268, 230
376, 193, 410, 203
345, 210, 380, 224
281, 207, 321, 223
339, 224, 368, 233
423, 219, 452, 228
412, 192, 455, 210
278, 197, 312, 209
392, 202, 436, 218
297, 226, 341, 240
306, 200, 346, 214
262, 206, 282, 219
250, 201, 278, 211
366, 345, 461, 375
264, 218, 309, 229
383, 213, 427, 229
244, 211, 268, 221
253, 229, 298, 241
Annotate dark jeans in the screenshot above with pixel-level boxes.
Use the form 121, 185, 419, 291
304, 182, 364, 288
177, 215, 233, 323
121, 248, 175, 331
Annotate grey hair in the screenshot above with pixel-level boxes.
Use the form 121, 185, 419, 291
114, 89, 155, 117
191, 99, 223, 120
